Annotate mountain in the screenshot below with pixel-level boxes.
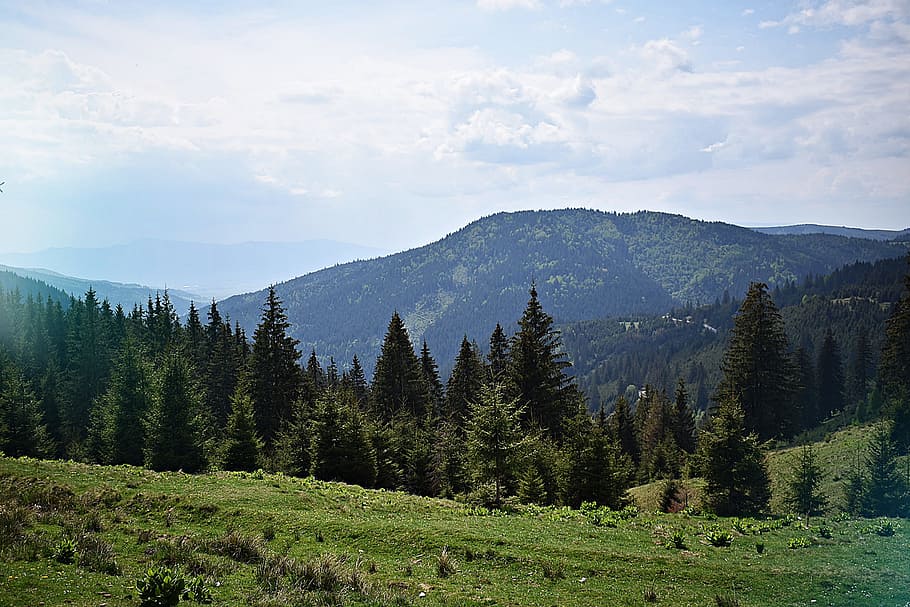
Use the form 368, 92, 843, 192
0, 239, 385, 301
0, 269, 72, 306
219, 209, 907, 377
752, 224, 910, 241
0, 264, 198, 316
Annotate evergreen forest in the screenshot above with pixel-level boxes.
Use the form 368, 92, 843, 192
1, 248, 908, 519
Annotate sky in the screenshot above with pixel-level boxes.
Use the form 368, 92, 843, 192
1, 0, 909, 254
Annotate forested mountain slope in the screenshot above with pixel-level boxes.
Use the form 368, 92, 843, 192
0, 264, 197, 316
564, 256, 908, 414
0, 270, 72, 307
753, 224, 910, 241
219, 209, 906, 376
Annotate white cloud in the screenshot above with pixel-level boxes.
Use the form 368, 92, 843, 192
640, 39, 693, 73
477, 0, 542, 11
742, 9, 755, 16
759, 0, 908, 31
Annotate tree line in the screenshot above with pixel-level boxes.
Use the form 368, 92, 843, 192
1, 259, 908, 517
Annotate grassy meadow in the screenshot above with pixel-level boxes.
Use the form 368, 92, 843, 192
1, 425, 908, 607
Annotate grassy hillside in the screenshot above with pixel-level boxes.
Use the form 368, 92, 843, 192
768, 422, 910, 514
2, 451, 907, 607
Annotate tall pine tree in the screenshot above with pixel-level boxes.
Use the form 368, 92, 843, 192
507, 284, 578, 441
715, 282, 797, 440
248, 287, 302, 446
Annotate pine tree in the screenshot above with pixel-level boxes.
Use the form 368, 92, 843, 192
0, 358, 54, 458
784, 445, 827, 516
878, 257, 910, 450
467, 383, 524, 507
144, 354, 204, 472
607, 395, 638, 466
672, 378, 697, 454
220, 386, 262, 472
182, 302, 207, 373
347, 355, 370, 407
638, 389, 681, 480
445, 336, 485, 428
272, 398, 313, 478
419, 340, 444, 417
203, 301, 239, 428
507, 284, 578, 440
847, 331, 872, 412
699, 396, 771, 516
862, 422, 907, 517
248, 287, 302, 446
430, 420, 468, 498
487, 323, 509, 380
715, 282, 798, 440
794, 345, 818, 431
816, 329, 845, 422
371, 312, 428, 423
88, 339, 153, 466
63, 288, 111, 445
311, 391, 377, 487
306, 350, 327, 396
562, 410, 627, 509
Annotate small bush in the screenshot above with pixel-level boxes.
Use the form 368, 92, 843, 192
262, 523, 276, 542
541, 559, 565, 580
816, 525, 832, 539
755, 542, 765, 554
788, 536, 812, 549
76, 533, 120, 575
136, 566, 211, 606
206, 530, 265, 563
669, 530, 687, 550
137, 566, 185, 607
865, 520, 898, 537
52, 536, 77, 564
704, 526, 733, 547
436, 546, 456, 578
644, 583, 658, 602
715, 594, 740, 607
0, 504, 32, 546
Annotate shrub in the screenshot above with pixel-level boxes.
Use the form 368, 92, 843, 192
136, 566, 211, 606
788, 536, 812, 549
715, 594, 740, 607
541, 560, 565, 580
206, 530, 265, 563
137, 566, 185, 607
52, 537, 77, 564
644, 583, 658, 602
704, 526, 733, 547
261, 523, 276, 542
755, 542, 765, 554
669, 530, 687, 550
816, 525, 832, 539
436, 546, 456, 578
76, 533, 120, 575
865, 520, 898, 537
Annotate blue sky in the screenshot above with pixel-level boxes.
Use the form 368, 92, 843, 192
1, 0, 908, 254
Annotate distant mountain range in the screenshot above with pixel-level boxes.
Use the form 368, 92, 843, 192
0, 264, 198, 316
751, 224, 910, 241
218, 209, 908, 377
0, 239, 385, 301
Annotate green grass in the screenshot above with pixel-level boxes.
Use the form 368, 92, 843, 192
767, 422, 910, 514
1, 452, 908, 607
